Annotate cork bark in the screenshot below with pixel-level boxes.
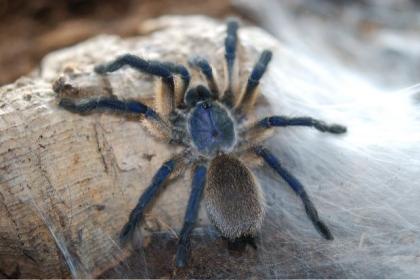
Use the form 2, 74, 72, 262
0, 16, 277, 278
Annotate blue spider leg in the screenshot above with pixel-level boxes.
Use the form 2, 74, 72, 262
59, 97, 159, 119
222, 19, 239, 107
94, 54, 177, 110
119, 159, 177, 244
161, 62, 191, 91
236, 50, 272, 113
255, 146, 334, 240
175, 164, 207, 268
258, 116, 347, 134
188, 56, 219, 97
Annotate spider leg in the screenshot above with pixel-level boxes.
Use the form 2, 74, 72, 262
59, 96, 157, 117
161, 62, 191, 106
236, 50, 272, 113
255, 146, 333, 240
257, 116, 347, 134
222, 19, 240, 107
95, 54, 174, 86
119, 158, 178, 244
189, 56, 219, 97
59, 97, 171, 137
95, 54, 188, 117
161, 62, 190, 91
237, 116, 346, 152
175, 164, 207, 268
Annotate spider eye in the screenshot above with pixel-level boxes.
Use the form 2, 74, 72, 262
185, 85, 213, 107
200, 101, 211, 109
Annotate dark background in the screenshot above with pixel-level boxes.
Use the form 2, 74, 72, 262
2, 0, 420, 88
0, 0, 240, 85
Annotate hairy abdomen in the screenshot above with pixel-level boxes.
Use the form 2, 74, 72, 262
205, 155, 265, 239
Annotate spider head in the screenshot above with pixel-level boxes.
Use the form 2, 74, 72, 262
184, 85, 215, 107
188, 97, 236, 157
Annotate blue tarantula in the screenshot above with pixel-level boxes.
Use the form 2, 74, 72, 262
58, 20, 346, 267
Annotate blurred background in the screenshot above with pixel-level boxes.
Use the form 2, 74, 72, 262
0, 0, 233, 85
1, 0, 420, 89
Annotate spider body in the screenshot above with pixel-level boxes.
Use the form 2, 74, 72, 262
57, 19, 346, 268
206, 154, 264, 239
188, 100, 236, 156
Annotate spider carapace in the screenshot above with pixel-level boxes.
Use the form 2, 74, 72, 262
189, 100, 236, 156
57, 19, 346, 268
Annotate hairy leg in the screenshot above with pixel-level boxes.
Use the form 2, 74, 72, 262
95, 54, 175, 89
222, 19, 240, 107
59, 97, 157, 117
255, 146, 333, 240
161, 62, 191, 106
257, 116, 346, 133
189, 56, 219, 98
95, 54, 187, 117
59, 97, 171, 138
236, 50, 272, 113
119, 157, 181, 244
237, 115, 345, 152
175, 164, 207, 268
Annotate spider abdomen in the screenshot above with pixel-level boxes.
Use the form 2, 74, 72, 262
188, 101, 236, 156
205, 155, 265, 239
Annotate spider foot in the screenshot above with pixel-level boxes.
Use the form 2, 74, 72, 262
302, 193, 334, 240
119, 221, 136, 246
314, 121, 347, 134
175, 241, 191, 268
59, 98, 95, 114
94, 64, 108, 75
58, 98, 76, 110
314, 220, 334, 240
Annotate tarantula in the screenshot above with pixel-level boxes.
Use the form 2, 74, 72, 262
58, 19, 346, 267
